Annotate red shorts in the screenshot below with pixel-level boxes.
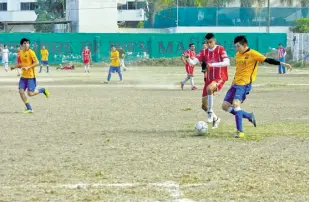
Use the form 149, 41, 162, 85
185, 64, 194, 75
202, 79, 226, 97
83, 59, 90, 64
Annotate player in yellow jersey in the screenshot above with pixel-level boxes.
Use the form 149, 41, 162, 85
222, 35, 292, 138
39, 45, 49, 73
11, 38, 50, 113
103, 45, 123, 83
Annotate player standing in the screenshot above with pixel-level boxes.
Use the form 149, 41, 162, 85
82, 46, 91, 73
2, 45, 9, 72
181, 43, 197, 90
187, 33, 230, 129
39, 45, 49, 73
118, 47, 127, 71
222, 35, 292, 138
272, 44, 287, 74
103, 45, 123, 83
11, 38, 50, 114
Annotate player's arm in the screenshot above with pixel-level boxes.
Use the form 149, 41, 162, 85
208, 47, 230, 68
253, 50, 292, 71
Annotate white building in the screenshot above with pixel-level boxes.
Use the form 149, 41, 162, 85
0, 0, 37, 32
66, 0, 119, 33
117, 0, 145, 25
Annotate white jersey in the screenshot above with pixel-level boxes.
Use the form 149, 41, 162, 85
2, 49, 9, 62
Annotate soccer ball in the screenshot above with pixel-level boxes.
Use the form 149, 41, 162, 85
194, 121, 208, 135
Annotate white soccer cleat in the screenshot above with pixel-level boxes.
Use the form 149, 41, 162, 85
212, 118, 221, 129
207, 112, 213, 123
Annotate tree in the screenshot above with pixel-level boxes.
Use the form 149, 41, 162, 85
280, 0, 309, 18
290, 18, 309, 33
35, 0, 66, 32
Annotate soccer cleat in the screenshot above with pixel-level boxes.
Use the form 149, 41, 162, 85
180, 82, 184, 90
249, 113, 256, 127
118, 80, 123, 83
23, 109, 33, 114
212, 118, 221, 129
191, 86, 198, 90
234, 131, 245, 138
43, 89, 50, 98
207, 112, 213, 123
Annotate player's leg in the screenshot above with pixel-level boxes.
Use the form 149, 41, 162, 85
205, 81, 217, 122
281, 57, 286, 74
18, 78, 33, 113
181, 65, 190, 89
39, 61, 43, 73
104, 67, 113, 83
189, 67, 197, 90
4, 61, 8, 72
116, 67, 123, 82
46, 61, 49, 73
26, 78, 50, 98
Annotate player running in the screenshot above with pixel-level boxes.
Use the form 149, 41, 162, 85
222, 35, 292, 138
11, 38, 50, 114
82, 46, 91, 73
187, 33, 230, 129
181, 43, 197, 90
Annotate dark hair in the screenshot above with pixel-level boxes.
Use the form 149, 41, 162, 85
202, 42, 206, 45
4, 45, 7, 47
234, 35, 247, 45
279, 43, 282, 46
205, 33, 215, 40
20, 38, 30, 45
189, 43, 194, 47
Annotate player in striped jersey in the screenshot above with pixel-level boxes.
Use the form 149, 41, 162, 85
187, 33, 230, 129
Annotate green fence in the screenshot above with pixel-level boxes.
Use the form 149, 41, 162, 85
145, 7, 309, 28
0, 33, 286, 64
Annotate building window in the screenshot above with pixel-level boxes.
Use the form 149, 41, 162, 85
21, 2, 36, 11
127, 2, 136, 10
0, 3, 7, 11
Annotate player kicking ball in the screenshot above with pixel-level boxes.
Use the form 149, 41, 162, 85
11, 38, 50, 114
222, 35, 292, 138
187, 33, 230, 129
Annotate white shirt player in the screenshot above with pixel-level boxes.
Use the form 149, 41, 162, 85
1, 48, 9, 70
2, 48, 9, 62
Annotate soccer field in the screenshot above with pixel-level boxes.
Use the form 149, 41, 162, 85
0, 65, 308, 201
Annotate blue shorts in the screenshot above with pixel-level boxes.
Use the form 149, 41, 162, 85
109, 66, 121, 73
18, 77, 37, 92
41, 61, 48, 65
224, 84, 252, 104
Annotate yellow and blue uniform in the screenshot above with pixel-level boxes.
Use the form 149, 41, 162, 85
224, 49, 266, 103
40, 49, 48, 63
19, 49, 38, 92
107, 50, 123, 82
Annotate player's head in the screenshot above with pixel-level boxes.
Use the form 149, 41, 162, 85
278, 43, 282, 48
189, 43, 195, 51
42, 45, 45, 49
205, 33, 216, 49
3, 45, 7, 49
111, 45, 116, 51
234, 35, 248, 53
202, 42, 207, 49
20, 38, 30, 50
85, 46, 88, 50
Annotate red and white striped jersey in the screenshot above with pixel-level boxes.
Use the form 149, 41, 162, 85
183, 49, 196, 67
197, 45, 228, 82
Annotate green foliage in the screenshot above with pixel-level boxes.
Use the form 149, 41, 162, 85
35, 0, 66, 32
137, 21, 144, 28
290, 18, 309, 33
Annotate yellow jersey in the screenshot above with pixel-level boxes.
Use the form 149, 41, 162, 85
20, 49, 38, 79
233, 49, 266, 85
40, 49, 49, 61
110, 50, 120, 67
